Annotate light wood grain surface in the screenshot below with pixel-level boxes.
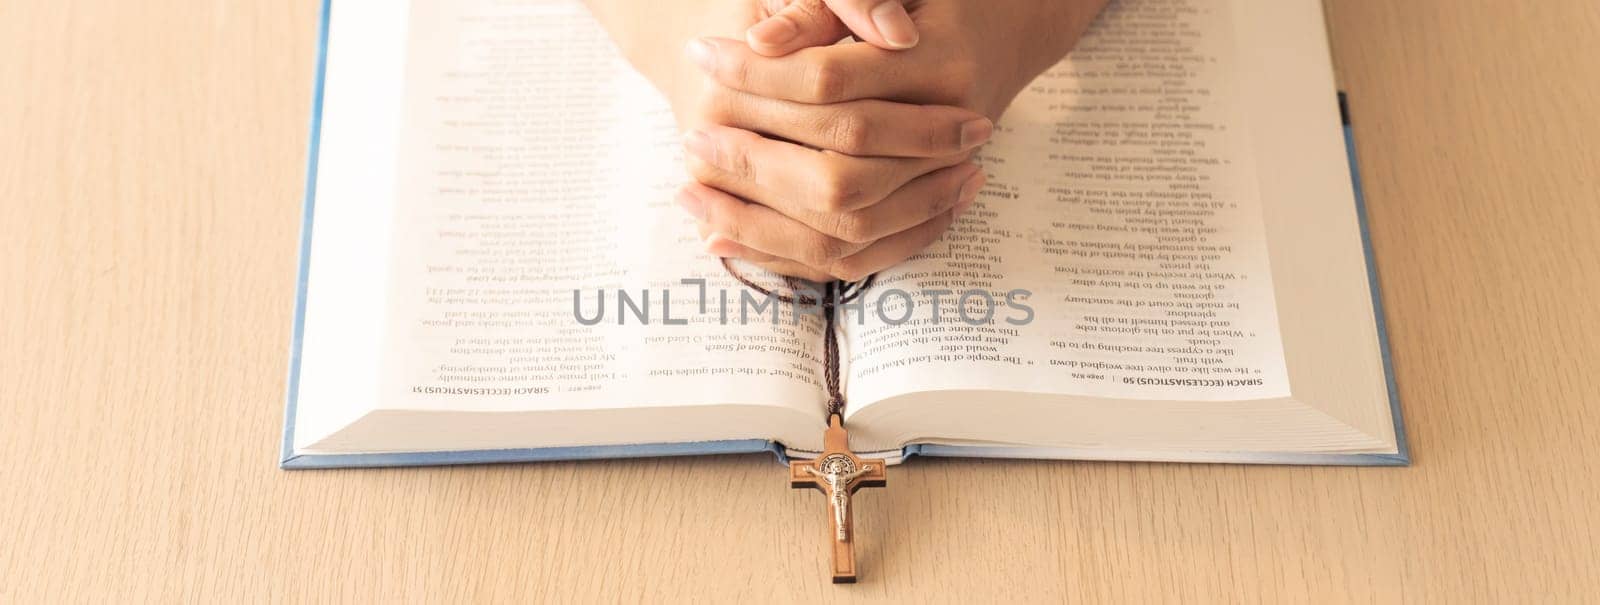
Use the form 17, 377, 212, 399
4, 0, 1599, 601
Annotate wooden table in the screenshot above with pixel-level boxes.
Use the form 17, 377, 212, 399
5, 1, 1599, 601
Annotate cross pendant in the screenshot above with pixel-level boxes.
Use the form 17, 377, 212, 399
789, 413, 887, 583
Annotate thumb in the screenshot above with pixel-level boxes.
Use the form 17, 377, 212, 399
821, 0, 919, 50
745, 0, 852, 57
746, 0, 918, 57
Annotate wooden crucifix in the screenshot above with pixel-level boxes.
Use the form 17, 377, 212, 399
789, 413, 887, 583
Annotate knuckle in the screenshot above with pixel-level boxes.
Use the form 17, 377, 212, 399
804, 60, 849, 103
802, 233, 850, 267
921, 112, 959, 154
829, 211, 874, 244
721, 131, 759, 181
813, 168, 866, 211
922, 122, 943, 154
790, 0, 829, 21
822, 111, 870, 155
726, 48, 753, 88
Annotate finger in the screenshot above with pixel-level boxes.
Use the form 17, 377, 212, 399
822, 0, 919, 50
687, 184, 979, 282
721, 93, 990, 158
722, 243, 839, 283
678, 183, 867, 270
683, 124, 968, 213
748, 257, 836, 282
745, 0, 851, 57
812, 161, 983, 243
697, 182, 979, 283
697, 222, 838, 283
685, 127, 985, 240
692, 37, 939, 104
826, 195, 974, 281
696, 221, 773, 261
685, 81, 992, 157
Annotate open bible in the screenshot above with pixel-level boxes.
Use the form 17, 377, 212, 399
283, 0, 1407, 468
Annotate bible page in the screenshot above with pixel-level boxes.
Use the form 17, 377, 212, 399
844, 0, 1292, 408
295, 0, 830, 452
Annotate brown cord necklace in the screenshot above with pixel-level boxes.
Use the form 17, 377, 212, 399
720, 258, 886, 584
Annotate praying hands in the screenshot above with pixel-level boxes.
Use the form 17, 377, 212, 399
585, 0, 1108, 281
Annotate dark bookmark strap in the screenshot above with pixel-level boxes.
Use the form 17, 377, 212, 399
719, 258, 874, 416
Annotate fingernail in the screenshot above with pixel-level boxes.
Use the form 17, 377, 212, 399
953, 170, 984, 218
959, 118, 993, 149
705, 233, 743, 257
870, 2, 919, 49
958, 169, 987, 205
953, 197, 976, 218
685, 38, 717, 74
683, 130, 717, 166
747, 16, 798, 47
675, 188, 706, 221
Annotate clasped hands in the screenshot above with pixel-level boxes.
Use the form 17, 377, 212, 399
589, 0, 1102, 281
